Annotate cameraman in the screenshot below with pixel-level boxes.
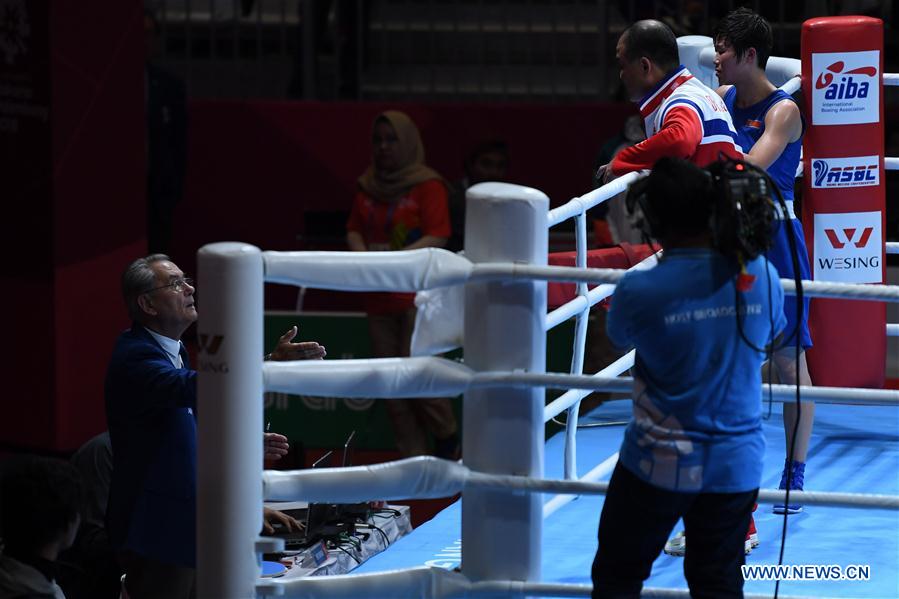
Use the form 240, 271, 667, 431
591, 157, 785, 599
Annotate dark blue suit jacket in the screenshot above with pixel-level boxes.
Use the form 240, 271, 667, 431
105, 324, 197, 567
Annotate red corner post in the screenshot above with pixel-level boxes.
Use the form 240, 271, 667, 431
801, 16, 886, 388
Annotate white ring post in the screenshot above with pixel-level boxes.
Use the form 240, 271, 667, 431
462, 182, 548, 582
677, 35, 717, 88
197, 242, 264, 598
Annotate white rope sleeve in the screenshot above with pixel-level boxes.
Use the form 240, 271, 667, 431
257, 568, 827, 599
472, 371, 632, 392
263, 356, 473, 398
262, 456, 899, 510
263, 248, 471, 291
263, 456, 468, 502
471, 263, 627, 285
256, 566, 471, 599
263, 355, 898, 404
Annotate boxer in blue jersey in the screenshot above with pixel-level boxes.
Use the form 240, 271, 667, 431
714, 8, 814, 517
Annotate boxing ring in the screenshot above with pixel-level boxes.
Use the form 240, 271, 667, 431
195, 26, 899, 599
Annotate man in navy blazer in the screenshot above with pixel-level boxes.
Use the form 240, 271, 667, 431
106, 254, 325, 598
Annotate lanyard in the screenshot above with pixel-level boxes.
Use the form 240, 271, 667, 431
368, 199, 400, 239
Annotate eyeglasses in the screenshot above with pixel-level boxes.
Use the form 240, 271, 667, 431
143, 277, 194, 294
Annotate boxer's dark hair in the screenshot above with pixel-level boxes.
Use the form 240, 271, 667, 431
715, 8, 773, 69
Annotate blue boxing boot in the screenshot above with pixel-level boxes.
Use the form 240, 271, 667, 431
774, 459, 805, 514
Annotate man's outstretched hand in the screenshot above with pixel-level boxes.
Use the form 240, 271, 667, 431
269, 326, 326, 361
264, 433, 290, 461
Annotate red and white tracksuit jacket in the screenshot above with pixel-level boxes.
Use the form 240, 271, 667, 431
612, 66, 743, 175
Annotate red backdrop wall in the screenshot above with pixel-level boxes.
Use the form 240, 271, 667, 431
1, 0, 145, 453
171, 100, 637, 281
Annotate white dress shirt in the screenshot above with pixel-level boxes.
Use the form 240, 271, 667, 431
144, 327, 192, 415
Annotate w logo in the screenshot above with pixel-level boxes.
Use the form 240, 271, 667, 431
198, 334, 224, 355
824, 227, 874, 250
813, 160, 829, 187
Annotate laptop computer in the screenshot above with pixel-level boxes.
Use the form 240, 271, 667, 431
265, 431, 359, 548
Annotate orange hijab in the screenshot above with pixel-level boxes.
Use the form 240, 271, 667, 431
358, 110, 445, 202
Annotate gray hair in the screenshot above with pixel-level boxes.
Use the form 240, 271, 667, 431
121, 254, 170, 321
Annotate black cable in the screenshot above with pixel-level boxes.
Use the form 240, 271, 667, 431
750, 170, 804, 599
338, 532, 362, 550
710, 159, 802, 599
352, 529, 370, 543
331, 543, 361, 565
731, 162, 803, 599
550, 413, 629, 429
764, 258, 776, 422
774, 199, 804, 599
362, 522, 391, 546
733, 281, 772, 354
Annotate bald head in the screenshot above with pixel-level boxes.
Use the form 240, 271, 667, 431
615, 19, 681, 101
620, 20, 679, 73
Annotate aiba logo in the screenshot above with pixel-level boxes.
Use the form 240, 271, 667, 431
811, 156, 879, 189
813, 211, 882, 284
811, 51, 880, 126
815, 61, 876, 100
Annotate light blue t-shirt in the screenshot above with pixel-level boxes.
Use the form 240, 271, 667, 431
608, 249, 786, 493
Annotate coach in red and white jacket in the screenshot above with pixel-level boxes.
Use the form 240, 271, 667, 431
598, 20, 743, 182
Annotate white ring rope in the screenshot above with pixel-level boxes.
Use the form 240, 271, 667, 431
543, 453, 619, 519
546, 252, 661, 331
263, 357, 899, 406
544, 350, 635, 422
262, 456, 899, 511
547, 170, 645, 227
779, 278, 899, 302
779, 75, 801, 95
256, 566, 831, 599
262, 248, 899, 303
